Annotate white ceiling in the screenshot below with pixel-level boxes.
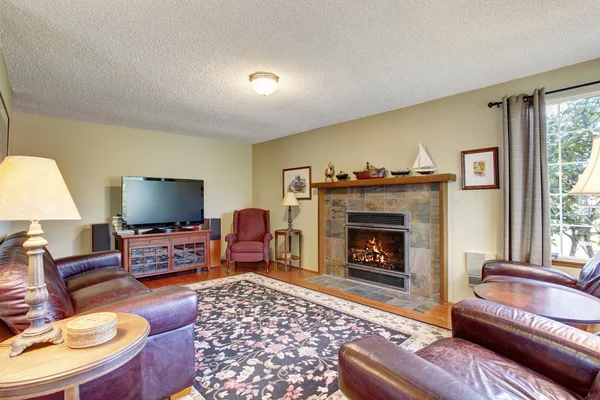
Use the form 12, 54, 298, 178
1, 1, 599, 144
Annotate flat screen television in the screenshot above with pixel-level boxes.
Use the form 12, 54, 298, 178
122, 176, 204, 229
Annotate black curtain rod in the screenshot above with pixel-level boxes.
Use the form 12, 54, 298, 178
487, 79, 600, 108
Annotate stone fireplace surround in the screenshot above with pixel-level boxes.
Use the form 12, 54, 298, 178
312, 174, 456, 304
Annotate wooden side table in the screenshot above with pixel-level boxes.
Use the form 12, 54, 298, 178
275, 229, 302, 271
0, 313, 150, 400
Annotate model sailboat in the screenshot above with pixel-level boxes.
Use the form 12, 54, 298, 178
412, 143, 437, 175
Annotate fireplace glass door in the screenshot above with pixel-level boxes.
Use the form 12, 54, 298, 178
346, 227, 408, 274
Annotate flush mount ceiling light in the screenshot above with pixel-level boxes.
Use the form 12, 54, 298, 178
249, 72, 279, 96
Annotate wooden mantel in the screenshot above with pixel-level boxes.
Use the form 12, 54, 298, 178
311, 173, 456, 189
314, 172, 456, 304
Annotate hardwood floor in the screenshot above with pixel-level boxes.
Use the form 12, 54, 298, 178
140, 262, 452, 329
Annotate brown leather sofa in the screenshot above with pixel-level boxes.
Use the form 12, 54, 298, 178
338, 298, 600, 400
482, 254, 600, 298
0, 232, 198, 400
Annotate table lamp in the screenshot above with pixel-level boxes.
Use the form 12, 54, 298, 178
0, 156, 81, 357
282, 192, 299, 232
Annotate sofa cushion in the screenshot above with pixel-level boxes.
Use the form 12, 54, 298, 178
56, 251, 122, 280
231, 241, 264, 253
70, 276, 151, 313
416, 338, 583, 400
0, 232, 74, 333
64, 267, 131, 292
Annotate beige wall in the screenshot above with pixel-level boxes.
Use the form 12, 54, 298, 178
253, 58, 600, 302
10, 112, 253, 258
0, 47, 12, 238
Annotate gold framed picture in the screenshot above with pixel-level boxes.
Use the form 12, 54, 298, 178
461, 147, 499, 190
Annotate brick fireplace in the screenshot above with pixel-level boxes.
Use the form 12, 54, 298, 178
313, 174, 455, 303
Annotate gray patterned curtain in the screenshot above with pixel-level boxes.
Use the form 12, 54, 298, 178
503, 89, 551, 266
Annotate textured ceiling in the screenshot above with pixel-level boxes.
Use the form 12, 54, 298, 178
1, 1, 600, 144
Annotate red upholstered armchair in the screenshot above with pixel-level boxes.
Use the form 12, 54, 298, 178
225, 208, 272, 273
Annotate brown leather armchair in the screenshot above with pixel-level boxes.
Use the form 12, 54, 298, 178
0, 232, 198, 400
482, 252, 600, 298
338, 298, 600, 400
225, 208, 272, 273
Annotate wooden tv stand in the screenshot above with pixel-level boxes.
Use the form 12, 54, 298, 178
114, 230, 211, 278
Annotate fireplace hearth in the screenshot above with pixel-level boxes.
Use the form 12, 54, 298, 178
346, 211, 410, 291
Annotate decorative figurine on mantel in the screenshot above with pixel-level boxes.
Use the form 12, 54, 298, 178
336, 171, 349, 181
412, 143, 437, 175
325, 162, 335, 182
353, 162, 386, 179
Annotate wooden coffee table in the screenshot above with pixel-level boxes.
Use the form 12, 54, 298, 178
0, 312, 149, 400
474, 279, 600, 329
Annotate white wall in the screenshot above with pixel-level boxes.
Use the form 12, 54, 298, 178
9, 112, 253, 257
253, 58, 600, 302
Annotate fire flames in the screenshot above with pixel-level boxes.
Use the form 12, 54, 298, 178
349, 236, 397, 269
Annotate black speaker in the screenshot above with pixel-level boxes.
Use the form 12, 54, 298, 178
205, 218, 221, 240
205, 218, 222, 268
91, 223, 111, 252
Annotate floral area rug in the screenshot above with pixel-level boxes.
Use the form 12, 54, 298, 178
184, 273, 449, 400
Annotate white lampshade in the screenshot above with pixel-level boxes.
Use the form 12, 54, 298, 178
249, 72, 279, 96
282, 192, 299, 206
0, 156, 81, 221
570, 136, 600, 194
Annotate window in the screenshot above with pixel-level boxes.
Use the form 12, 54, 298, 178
547, 93, 600, 260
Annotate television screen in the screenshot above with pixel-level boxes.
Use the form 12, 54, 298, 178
122, 176, 204, 228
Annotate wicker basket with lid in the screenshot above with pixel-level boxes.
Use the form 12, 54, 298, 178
66, 312, 118, 349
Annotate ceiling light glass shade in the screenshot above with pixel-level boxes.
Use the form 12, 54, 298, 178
570, 136, 600, 194
249, 72, 279, 96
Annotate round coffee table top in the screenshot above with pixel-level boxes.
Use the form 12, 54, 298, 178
474, 279, 600, 324
0, 312, 149, 400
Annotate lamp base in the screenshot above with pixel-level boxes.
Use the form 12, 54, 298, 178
10, 325, 63, 357
287, 206, 293, 232
9, 220, 64, 357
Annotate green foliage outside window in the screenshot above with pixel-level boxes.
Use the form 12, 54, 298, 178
548, 95, 600, 258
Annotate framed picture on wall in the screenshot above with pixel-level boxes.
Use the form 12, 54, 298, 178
461, 147, 499, 190
282, 166, 312, 200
